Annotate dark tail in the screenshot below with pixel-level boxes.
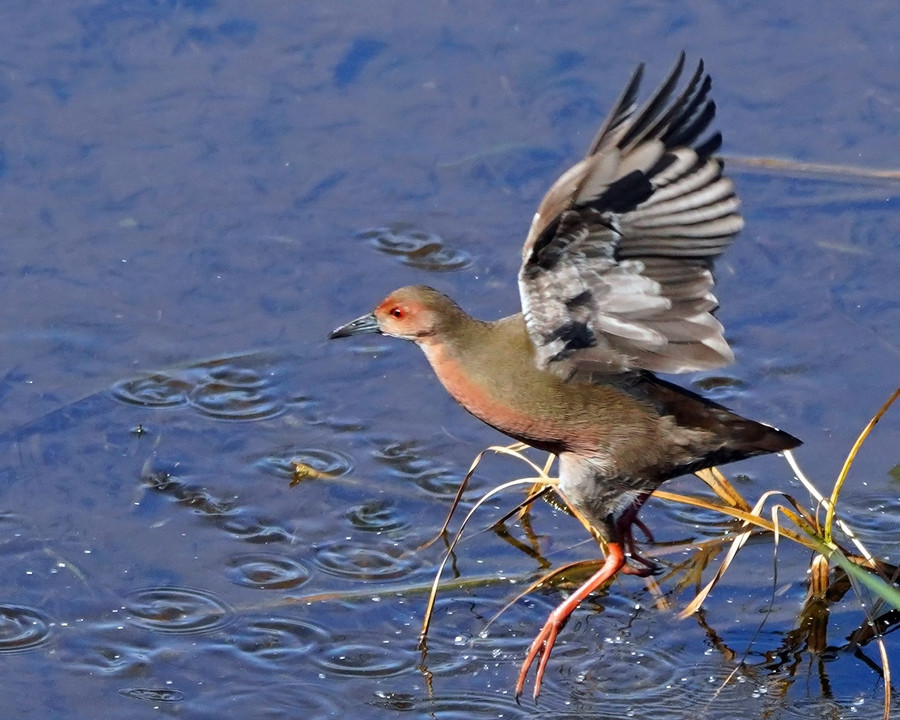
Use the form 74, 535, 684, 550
715, 415, 801, 457
631, 371, 802, 466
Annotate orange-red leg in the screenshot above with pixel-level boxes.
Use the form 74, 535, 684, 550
515, 541, 626, 701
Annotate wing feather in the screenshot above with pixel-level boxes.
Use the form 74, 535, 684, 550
519, 55, 743, 377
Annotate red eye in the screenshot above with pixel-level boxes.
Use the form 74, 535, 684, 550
389, 307, 405, 319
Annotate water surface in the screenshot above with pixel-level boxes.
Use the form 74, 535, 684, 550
0, 2, 898, 718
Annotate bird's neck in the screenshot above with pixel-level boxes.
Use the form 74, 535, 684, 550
416, 314, 566, 450
417, 314, 494, 417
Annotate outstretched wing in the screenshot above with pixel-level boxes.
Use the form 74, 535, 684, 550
518, 53, 744, 378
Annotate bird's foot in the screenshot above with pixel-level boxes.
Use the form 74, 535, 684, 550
619, 540, 661, 576
620, 555, 662, 577
515, 606, 568, 702
515, 542, 627, 701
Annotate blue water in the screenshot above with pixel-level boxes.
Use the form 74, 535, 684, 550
0, 2, 898, 718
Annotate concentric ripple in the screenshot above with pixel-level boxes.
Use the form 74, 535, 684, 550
372, 440, 468, 498
110, 354, 287, 421
203, 365, 268, 389
231, 616, 328, 666
314, 638, 414, 678
110, 373, 191, 407
219, 513, 295, 544
842, 496, 900, 533
225, 553, 310, 590
203, 682, 347, 719
0, 605, 52, 652
313, 539, 421, 580
124, 587, 233, 635
142, 469, 237, 519
345, 498, 408, 533
188, 379, 283, 421
253, 447, 352, 481
653, 487, 741, 536
357, 225, 472, 272
557, 623, 680, 703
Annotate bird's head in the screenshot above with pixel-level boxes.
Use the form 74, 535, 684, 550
329, 285, 464, 343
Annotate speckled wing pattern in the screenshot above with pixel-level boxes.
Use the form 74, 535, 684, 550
518, 53, 744, 378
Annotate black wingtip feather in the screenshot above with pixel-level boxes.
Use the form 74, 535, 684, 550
586, 61, 646, 155
694, 132, 723, 160
617, 53, 686, 150
666, 100, 717, 149
636, 59, 706, 149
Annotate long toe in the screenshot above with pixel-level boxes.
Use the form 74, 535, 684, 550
516, 612, 565, 701
517, 542, 628, 699
620, 558, 662, 577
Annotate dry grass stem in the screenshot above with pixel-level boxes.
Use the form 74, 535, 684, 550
825, 386, 900, 544
729, 155, 900, 182
418, 475, 555, 645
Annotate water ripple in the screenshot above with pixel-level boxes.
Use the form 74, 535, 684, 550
230, 615, 328, 668
567, 639, 679, 701
60, 636, 153, 677
110, 354, 286, 421
253, 447, 352, 481
218, 513, 295, 544
110, 373, 191, 407
345, 498, 409, 533
527, 614, 679, 709
290, 396, 367, 433
314, 538, 421, 580
204, 365, 268, 388
371, 689, 531, 718
124, 587, 233, 635
203, 682, 348, 719
358, 225, 472, 272
118, 688, 185, 702
372, 439, 467, 498
842, 495, 900, 533
143, 469, 237, 518
188, 379, 283, 421
653, 487, 742, 537
314, 637, 414, 678
0, 605, 52, 652
225, 553, 310, 590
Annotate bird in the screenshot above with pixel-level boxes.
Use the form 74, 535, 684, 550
329, 53, 801, 700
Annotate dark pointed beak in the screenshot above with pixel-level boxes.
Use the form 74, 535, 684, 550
329, 313, 382, 339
